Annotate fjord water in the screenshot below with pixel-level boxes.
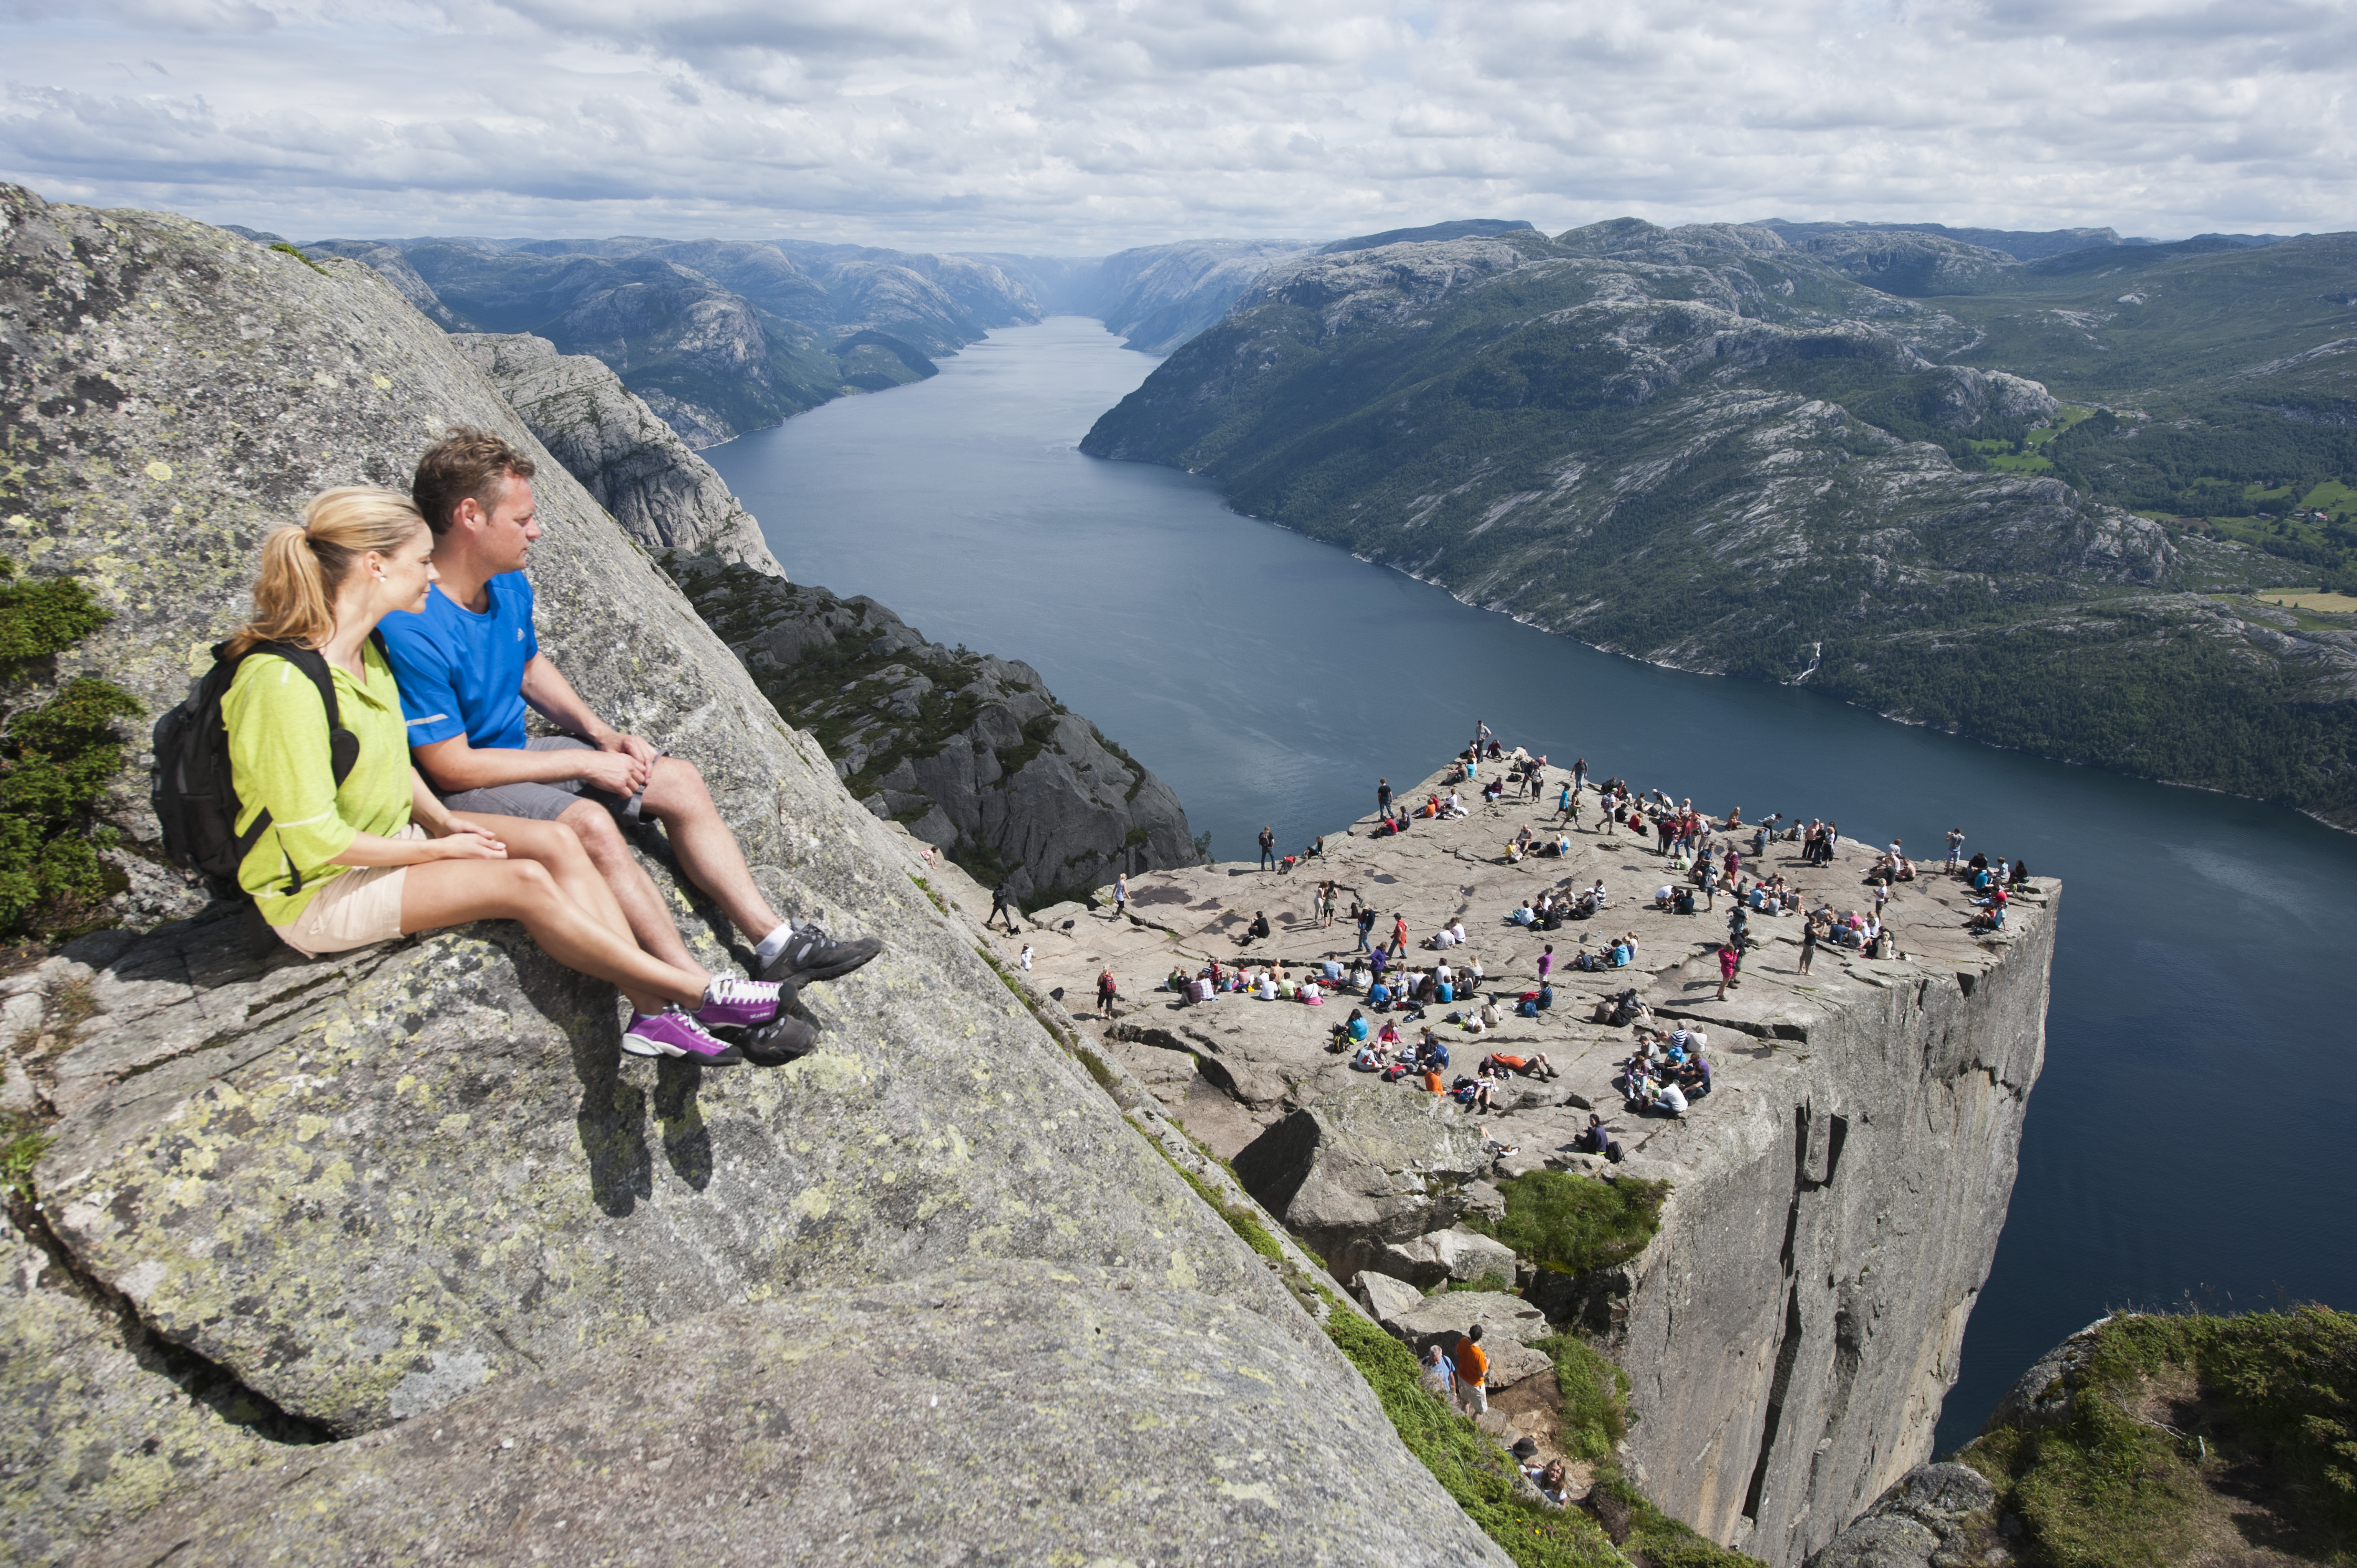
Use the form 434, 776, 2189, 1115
709, 315, 2357, 1452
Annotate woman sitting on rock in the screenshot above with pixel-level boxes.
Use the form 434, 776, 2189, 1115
221, 489, 790, 1064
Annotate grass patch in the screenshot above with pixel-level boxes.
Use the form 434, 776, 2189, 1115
1965, 1306, 2357, 1568
1533, 1333, 1630, 1462
1441, 1272, 1516, 1296
1467, 1170, 1669, 1277
909, 874, 950, 915
269, 241, 330, 276
1, 1115, 51, 1201
1073, 1044, 1118, 1091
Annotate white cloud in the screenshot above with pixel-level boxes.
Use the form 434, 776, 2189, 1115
0, 0, 2347, 249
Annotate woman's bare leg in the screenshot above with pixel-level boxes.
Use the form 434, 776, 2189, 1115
451, 813, 712, 988
398, 857, 705, 1015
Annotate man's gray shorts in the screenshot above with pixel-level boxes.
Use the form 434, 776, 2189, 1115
438, 736, 626, 822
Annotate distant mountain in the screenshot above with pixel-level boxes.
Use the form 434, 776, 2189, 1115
1081, 240, 1317, 354
1318, 219, 1537, 255
1082, 220, 2357, 825
291, 234, 1042, 447
1751, 218, 2295, 263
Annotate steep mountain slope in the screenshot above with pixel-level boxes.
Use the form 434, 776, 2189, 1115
1082, 221, 2357, 825
1084, 239, 1317, 352
297, 234, 1042, 446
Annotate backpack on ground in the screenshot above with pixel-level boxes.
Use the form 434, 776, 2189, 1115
150, 636, 381, 901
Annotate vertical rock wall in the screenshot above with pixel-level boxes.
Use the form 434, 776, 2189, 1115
1607, 903, 2054, 1565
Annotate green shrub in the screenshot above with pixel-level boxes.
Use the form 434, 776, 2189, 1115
1533, 1332, 1630, 1462
1968, 1307, 2357, 1568
1470, 1170, 1669, 1277
0, 564, 140, 939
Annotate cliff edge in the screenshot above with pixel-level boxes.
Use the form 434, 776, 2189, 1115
1004, 764, 2055, 1566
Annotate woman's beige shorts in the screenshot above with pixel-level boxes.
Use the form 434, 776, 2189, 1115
272, 825, 426, 958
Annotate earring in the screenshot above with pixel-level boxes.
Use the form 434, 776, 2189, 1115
374, 570, 387, 582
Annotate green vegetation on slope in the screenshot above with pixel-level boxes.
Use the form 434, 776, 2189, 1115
1469, 1170, 1670, 1279
1966, 1307, 2357, 1568
0, 560, 141, 938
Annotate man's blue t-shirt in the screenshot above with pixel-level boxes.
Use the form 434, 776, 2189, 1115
378, 574, 538, 753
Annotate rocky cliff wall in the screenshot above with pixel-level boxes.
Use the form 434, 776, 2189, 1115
452, 332, 783, 573
668, 558, 1198, 902
0, 184, 1502, 1565
1603, 896, 2052, 1564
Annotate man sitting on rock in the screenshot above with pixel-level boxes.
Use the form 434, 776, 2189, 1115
381, 429, 880, 1039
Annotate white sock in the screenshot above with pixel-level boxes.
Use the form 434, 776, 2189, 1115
755, 921, 795, 962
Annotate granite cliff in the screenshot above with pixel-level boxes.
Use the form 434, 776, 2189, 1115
666, 560, 1197, 904
0, 183, 1503, 1565
452, 332, 781, 573
1004, 763, 2056, 1566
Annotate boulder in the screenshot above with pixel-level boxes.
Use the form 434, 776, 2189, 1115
1354, 1269, 1424, 1322
0, 183, 1505, 1566
1372, 1225, 1521, 1290
1984, 1318, 2110, 1434
1231, 1086, 1490, 1281
1803, 1461, 2006, 1568
1376, 1290, 1552, 1350
79, 1266, 1509, 1568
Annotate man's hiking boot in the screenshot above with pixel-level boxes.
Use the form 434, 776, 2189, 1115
757, 920, 882, 988
622, 1007, 745, 1065
738, 1013, 818, 1067
694, 976, 783, 1029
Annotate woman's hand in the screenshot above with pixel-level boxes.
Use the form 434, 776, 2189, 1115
430, 820, 508, 860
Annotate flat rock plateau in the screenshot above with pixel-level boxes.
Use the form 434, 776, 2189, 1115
963, 763, 2053, 1566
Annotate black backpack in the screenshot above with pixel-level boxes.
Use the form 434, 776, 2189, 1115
150, 635, 382, 900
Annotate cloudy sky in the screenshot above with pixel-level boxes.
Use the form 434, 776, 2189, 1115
2, 0, 2350, 251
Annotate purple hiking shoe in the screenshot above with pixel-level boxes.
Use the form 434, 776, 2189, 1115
622, 1006, 745, 1065
694, 976, 783, 1029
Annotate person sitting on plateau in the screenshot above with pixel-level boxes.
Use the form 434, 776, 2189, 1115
378, 430, 879, 1037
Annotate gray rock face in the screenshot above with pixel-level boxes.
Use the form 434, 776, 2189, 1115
1803, 1462, 2006, 1568
669, 559, 1197, 902
81, 1265, 1505, 1568
1372, 1224, 1522, 1290
1232, 1087, 1490, 1281
0, 183, 1500, 1565
1089, 239, 1315, 352
452, 333, 782, 573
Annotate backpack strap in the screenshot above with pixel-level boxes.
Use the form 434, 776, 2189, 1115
248, 638, 375, 894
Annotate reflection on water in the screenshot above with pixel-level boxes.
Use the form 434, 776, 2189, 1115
709, 316, 2357, 1453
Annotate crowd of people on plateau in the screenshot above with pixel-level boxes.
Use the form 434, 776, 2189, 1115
1138, 713, 2044, 1152
194, 431, 881, 1068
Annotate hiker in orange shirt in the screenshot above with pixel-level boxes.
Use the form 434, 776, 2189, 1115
1452, 1324, 1489, 1415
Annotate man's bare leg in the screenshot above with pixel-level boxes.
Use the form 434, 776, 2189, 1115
635, 757, 785, 942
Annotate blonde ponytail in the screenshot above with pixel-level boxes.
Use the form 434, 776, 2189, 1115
226, 487, 425, 657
